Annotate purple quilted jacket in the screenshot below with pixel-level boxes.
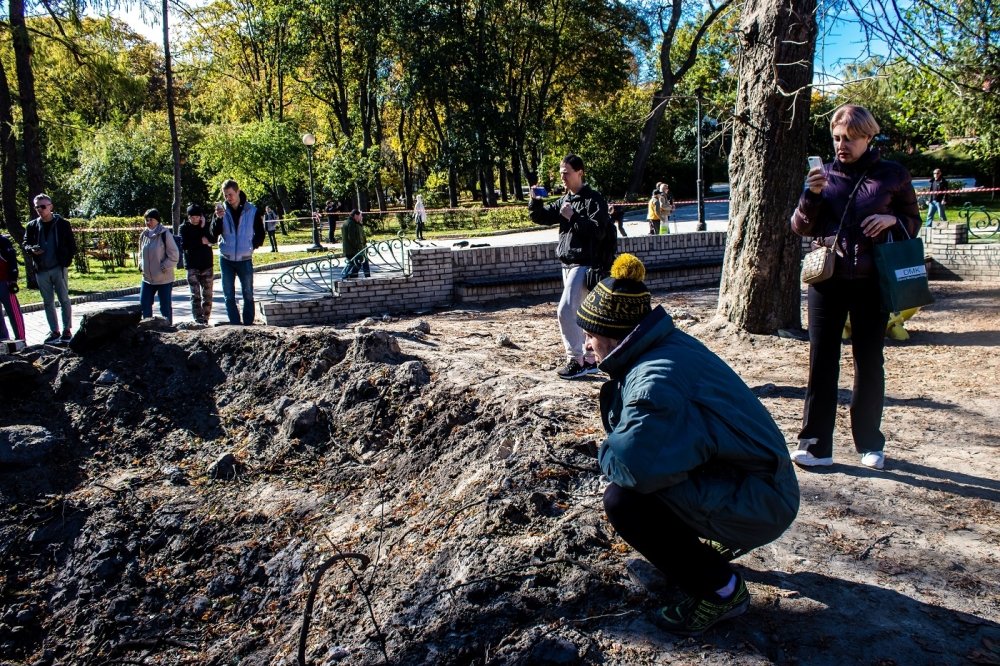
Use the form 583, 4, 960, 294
791, 148, 920, 279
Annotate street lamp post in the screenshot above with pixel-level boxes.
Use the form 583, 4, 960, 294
303, 133, 324, 251
695, 91, 706, 231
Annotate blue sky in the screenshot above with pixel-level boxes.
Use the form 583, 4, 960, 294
115, 5, 887, 82
814, 10, 891, 86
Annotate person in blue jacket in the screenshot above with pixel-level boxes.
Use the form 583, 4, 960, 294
210, 179, 265, 325
576, 253, 799, 636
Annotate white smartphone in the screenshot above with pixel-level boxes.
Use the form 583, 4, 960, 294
807, 156, 823, 170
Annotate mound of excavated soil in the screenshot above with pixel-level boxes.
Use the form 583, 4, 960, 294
0, 281, 998, 666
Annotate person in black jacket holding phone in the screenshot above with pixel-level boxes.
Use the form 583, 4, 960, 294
180, 203, 216, 324
24, 193, 77, 344
528, 154, 615, 379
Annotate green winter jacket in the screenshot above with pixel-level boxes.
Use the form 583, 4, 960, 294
597, 306, 799, 551
341, 216, 367, 261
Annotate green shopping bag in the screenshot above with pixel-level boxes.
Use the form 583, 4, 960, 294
874, 233, 933, 312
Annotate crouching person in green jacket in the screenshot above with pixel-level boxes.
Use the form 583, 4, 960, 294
576, 253, 799, 636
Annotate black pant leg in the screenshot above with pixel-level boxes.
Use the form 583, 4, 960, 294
846, 278, 889, 452
800, 280, 850, 457
603, 483, 732, 599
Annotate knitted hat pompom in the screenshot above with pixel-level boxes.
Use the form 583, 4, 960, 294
611, 253, 645, 282
575, 253, 652, 339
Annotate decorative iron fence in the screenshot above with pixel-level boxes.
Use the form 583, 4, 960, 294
958, 203, 1000, 241
267, 234, 437, 297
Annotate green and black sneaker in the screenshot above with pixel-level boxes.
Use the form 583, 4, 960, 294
704, 539, 744, 563
654, 574, 750, 636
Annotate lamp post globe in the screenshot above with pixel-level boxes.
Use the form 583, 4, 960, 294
302, 133, 324, 251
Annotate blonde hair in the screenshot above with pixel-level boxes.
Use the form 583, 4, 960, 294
830, 104, 880, 138
830, 104, 880, 139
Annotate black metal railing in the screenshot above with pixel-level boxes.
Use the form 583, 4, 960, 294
957, 203, 1000, 241
267, 234, 437, 296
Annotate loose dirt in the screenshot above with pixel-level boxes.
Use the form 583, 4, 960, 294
0, 280, 997, 666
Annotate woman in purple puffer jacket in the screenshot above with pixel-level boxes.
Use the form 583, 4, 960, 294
790, 104, 920, 472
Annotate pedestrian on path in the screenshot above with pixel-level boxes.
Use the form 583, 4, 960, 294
647, 186, 663, 235
265, 205, 279, 252
138, 209, 179, 325
925, 168, 949, 227
414, 195, 427, 240
340, 209, 371, 279
325, 200, 339, 244
180, 203, 215, 324
0, 234, 25, 341
24, 193, 76, 344
211, 179, 265, 325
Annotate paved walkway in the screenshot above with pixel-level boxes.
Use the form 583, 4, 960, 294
18, 202, 730, 344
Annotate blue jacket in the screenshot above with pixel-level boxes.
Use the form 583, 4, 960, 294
597, 306, 799, 550
211, 191, 265, 261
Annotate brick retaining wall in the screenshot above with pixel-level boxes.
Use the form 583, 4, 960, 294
922, 223, 1000, 281
260, 232, 726, 326
258, 224, 998, 326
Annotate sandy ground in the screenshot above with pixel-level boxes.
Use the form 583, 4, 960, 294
1, 279, 997, 665
392, 278, 1000, 665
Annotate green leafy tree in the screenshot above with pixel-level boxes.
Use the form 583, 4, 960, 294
193, 119, 304, 205
68, 115, 179, 216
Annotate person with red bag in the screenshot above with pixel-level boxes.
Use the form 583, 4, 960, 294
0, 234, 26, 342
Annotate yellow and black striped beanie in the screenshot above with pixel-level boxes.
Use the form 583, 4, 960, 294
576, 254, 651, 338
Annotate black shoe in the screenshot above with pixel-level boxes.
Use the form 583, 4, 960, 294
556, 359, 600, 380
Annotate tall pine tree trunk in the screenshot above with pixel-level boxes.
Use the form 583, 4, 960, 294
716, 0, 817, 333
0, 56, 22, 243
10, 0, 45, 208
163, 0, 183, 234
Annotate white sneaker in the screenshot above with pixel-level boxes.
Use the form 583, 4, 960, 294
790, 438, 833, 468
860, 451, 885, 469
791, 449, 833, 467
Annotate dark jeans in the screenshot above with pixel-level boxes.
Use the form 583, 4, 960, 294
267, 229, 278, 252
799, 277, 889, 457
603, 483, 732, 600
140, 281, 173, 324
327, 216, 337, 243
220, 257, 255, 325
341, 255, 371, 279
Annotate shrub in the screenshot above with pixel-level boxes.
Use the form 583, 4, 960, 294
484, 207, 529, 230
71, 216, 144, 270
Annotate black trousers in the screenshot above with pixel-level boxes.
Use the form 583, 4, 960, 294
603, 483, 732, 600
799, 276, 889, 458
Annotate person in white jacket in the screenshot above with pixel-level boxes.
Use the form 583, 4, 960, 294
413, 195, 428, 240
138, 208, 180, 325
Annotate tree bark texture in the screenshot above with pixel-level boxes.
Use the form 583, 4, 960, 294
163, 0, 183, 233
10, 0, 46, 208
716, 0, 817, 333
0, 56, 22, 243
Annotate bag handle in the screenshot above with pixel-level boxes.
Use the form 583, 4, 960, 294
882, 218, 911, 244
